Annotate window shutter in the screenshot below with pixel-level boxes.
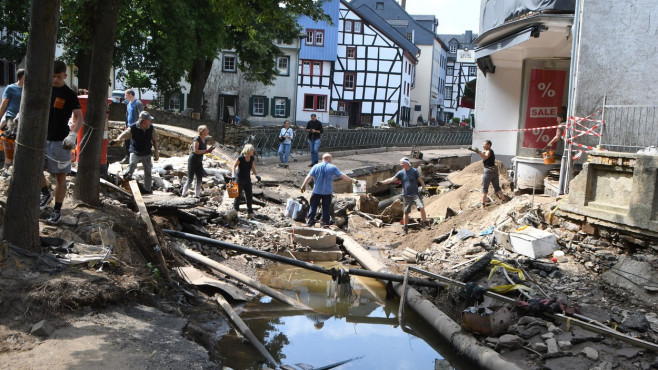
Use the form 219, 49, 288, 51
179, 93, 184, 112
264, 98, 269, 116
249, 96, 254, 115
285, 98, 290, 117
270, 98, 276, 117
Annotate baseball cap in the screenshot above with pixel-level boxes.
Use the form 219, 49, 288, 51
400, 157, 411, 165
139, 111, 154, 120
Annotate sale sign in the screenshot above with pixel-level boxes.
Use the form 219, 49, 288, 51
522, 69, 567, 148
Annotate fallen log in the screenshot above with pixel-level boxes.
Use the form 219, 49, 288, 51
170, 241, 313, 311
215, 294, 279, 368
128, 180, 172, 283
456, 251, 494, 283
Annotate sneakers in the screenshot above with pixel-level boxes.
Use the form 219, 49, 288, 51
403, 226, 408, 235
39, 192, 53, 210
423, 221, 431, 230
47, 210, 61, 224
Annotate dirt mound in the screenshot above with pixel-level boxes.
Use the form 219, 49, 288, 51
417, 160, 512, 220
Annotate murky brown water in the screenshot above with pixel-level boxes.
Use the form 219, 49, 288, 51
216, 262, 472, 369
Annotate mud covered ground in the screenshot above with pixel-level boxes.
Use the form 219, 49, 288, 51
1, 144, 657, 370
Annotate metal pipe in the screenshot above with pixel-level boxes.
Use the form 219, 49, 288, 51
164, 229, 331, 276
347, 268, 444, 288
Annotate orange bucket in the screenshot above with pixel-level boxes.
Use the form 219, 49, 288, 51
542, 151, 555, 165
227, 181, 239, 198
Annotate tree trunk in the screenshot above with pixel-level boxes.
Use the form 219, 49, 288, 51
188, 57, 213, 113
2, 0, 61, 251
75, 49, 92, 91
74, 0, 120, 205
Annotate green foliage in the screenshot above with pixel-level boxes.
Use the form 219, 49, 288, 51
387, 118, 397, 128
125, 70, 152, 95
452, 117, 460, 124
0, 0, 30, 62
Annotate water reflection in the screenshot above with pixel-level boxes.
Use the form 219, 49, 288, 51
217, 262, 463, 369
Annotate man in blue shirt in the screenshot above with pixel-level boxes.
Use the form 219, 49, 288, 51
376, 157, 429, 235
300, 153, 357, 227
0, 68, 24, 170
122, 89, 143, 163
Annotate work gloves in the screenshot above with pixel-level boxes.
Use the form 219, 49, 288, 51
256, 175, 262, 182
300, 185, 305, 193
420, 188, 429, 196
62, 131, 78, 150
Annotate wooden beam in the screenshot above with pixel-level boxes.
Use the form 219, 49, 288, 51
128, 180, 172, 283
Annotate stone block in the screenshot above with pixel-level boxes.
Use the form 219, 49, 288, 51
581, 222, 596, 235
509, 227, 558, 258
580, 347, 599, 361
30, 320, 55, 337
546, 338, 559, 354
602, 257, 658, 306
557, 340, 572, 350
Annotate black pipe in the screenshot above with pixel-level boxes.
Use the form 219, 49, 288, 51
348, 268, 445, 288
164, 229, 333, 276
164, 229, 444, 289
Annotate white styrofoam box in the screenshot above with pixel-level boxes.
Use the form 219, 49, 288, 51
352, 180, 366, 194
509, 227, 558, 258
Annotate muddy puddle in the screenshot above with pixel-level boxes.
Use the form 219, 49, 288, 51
216, 262, 471, 369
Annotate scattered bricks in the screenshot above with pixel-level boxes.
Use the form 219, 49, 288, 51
30, 320, 55, 337
580, 347, 599, 361
581, 222, 596, 235
531, 342, 548, 353
561, 221, 580, 232
557, 340, 573, 350
546, 338, 559, 354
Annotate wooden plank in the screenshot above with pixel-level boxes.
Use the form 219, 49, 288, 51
128, 180, 172, 283
99, 177, 133, 197
174, 266, 249, 301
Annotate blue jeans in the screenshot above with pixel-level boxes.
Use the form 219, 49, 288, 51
278, 143, 291, 164
307, 193, 332, 226
308, 138, 321, 164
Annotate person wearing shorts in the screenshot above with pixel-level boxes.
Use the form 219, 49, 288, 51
473, 140, 510, 206
0, 68, 24, 171
40, 60, 83, 224
376, 157, 429, 235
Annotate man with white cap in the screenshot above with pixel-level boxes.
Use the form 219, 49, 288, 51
376, 157, 429, 235
110, 110, 159, 194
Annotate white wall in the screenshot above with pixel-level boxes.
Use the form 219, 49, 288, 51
474, 62, 522, 161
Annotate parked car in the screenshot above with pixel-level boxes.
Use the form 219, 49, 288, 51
110, 90, 124, 103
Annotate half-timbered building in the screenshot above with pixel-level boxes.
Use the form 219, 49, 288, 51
333, 1, 419, 128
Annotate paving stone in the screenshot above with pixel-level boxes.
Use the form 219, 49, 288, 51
30, 320, 55, 337
557, 340, 573, 350
546, 338, 559, 354
580, 346, 599, 361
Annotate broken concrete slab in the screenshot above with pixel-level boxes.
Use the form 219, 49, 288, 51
601, 257, 658, 306
495, 334, 524, 350
30, 320, 55, 337
174, 266, 249, 301
580, 346, 599, 361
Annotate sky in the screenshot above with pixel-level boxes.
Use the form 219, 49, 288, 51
397, 0, 481, 35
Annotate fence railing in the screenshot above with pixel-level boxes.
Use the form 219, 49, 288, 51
239, 127, 474, 157
600, 105, 658, 153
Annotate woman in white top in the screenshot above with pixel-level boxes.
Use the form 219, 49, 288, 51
277, 120, 294, 167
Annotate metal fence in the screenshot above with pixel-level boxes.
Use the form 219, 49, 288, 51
600, 105, 658, 153
240, 127, 474, 157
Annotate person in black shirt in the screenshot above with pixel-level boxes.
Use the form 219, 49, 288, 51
110, 111, 159, 194
39, 60, 83, 225
473, 140, 510, 206
232, 144, 261, 218
305, 114, 322, 167
181, 125, 214, 198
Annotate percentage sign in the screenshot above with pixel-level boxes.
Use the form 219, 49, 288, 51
532, 128, 550, 143
537, 82, 555, 98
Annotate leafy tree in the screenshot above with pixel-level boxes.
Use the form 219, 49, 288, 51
0, 0, 30, 63
124, 70, 152, 98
